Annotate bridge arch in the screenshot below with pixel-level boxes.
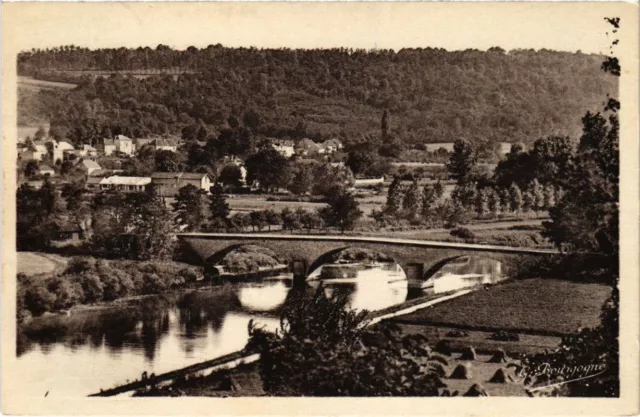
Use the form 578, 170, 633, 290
307, 246, 407, 277
423, 255, 508, 280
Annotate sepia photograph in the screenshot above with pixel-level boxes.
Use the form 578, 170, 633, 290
2, 2, 638, 415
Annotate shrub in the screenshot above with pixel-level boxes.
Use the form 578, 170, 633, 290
101, 275, 123, 301
65, 257, 97, 274
51, 279, 84, 310
180, 268, 202, 283
23, 281, 57, 316
77, 273, 105, 303
450, 227, 476, 241
489, 331, 520, 341
141, 273, 168, 295
247, 289, 447, 396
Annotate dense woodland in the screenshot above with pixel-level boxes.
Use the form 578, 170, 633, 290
19, 45, 617, 155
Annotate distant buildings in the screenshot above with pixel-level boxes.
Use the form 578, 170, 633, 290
154, 138, 178, 152
52, 140, 74, 163
38, 164, 55, 177
134, 137, 179, 153
79, 159, 102, 176
100, 135, 134, 156
294, 138, 343, 156
96, 176, 151, 193
19, 141, 47, 161
151, 172, 213, 196
272, 140, 295, 158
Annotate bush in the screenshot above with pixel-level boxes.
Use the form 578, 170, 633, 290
247, 289, 448, 396
450, 227, 476, 241
23, 282, 57, 316
141, 273, 168, 295
65, 256, 97, 274
489, 331, 520, 341
51, 279, 84, 310
77, 273, 105, 303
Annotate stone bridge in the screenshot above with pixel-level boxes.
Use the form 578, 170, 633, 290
177, 233, 560, 280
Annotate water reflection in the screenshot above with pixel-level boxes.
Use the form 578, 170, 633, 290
17, 263, 411, 398
423, 256, 507, 293
307, 263, 409, 311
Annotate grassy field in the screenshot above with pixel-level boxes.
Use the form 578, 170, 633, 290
391, 279, 612, 336
17, 252, 68, 276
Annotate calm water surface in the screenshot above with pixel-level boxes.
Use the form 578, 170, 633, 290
17, 257, 504, 398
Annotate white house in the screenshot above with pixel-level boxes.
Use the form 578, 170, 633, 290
39, 164, 55, 177
272, 140, 295, 158
99, 176, 151, 193
151, 172, 213, 196
114, 135, 134, 155
154, 138, 178, 152
79, 159, 102, 176
53, 140, 75, 163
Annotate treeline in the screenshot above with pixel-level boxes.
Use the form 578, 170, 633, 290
17, 257, 203, 320
19, 44, 616, 150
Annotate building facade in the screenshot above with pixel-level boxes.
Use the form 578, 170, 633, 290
151, 172, 213, 196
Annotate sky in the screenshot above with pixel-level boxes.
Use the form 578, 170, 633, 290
4, 2, 625, 55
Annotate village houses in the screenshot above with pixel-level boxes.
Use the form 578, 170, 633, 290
272, 140, 296, 158
79, 159, 102, 176
100, 135, 135, 156
94, 176, 152, 193
150, 172, 214, 197
38, 164, 55, 177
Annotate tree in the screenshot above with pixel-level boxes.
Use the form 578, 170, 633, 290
450, 182, 476, 210
218, 165, 244, 190
543, 111, 619, 253
34, 126, 47, 141
250, 210, 267, 231
126, 192, 176, 261
24, 160, 39, 178
172, 184, 207, 231
346, 147, 377, 177
300, 210, 323, 233
247, 289, 447, 396
509, 183, 523, 217
402, 179, 422, 220
385, 177, 404, 215
155, 150, 183, 172
209, 183, 230, 226
446, 139, 477, 184
287, 163, 314, 195
280, 207, 301, 233
245, 147, 291, 192
311, 163, 355, 197
487, 188, 501, 218
230, 212, 251, 231
264, 209, 281, 231
475, 187, 490, 218
522, 189, 534, 215
320, 188, 363, 233
527, 179, 545, 216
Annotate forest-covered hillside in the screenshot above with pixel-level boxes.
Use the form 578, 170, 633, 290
18, 45, 618, 151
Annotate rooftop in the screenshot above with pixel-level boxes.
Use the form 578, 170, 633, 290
101, 176, 151, 186
82, 160, 102, 169
151, 172, 210, 180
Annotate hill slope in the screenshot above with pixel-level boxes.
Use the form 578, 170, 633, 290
18, 46, 618, 149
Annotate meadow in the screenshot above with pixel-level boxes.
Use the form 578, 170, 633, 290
391, 278, 612, 336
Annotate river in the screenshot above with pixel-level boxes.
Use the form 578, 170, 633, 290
16, 257, 505, 398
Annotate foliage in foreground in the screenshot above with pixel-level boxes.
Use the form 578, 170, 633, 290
246, 289, 450, 396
